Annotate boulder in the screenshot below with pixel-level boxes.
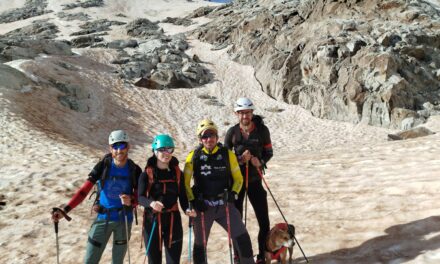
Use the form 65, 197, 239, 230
0, 64, 34, 91
0, 0, 51, 23
388, 126, 435, 140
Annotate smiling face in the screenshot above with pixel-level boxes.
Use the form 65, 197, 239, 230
155, 147, 174, 164
236, 109, 253, 127
109, 142, 129, 167
199, 129, 218, 151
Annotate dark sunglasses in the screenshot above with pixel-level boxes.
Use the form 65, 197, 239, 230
201, 133, 217, 140
156, 147, 174, 154
111, 142, 128, 150
237, 110, 253, 115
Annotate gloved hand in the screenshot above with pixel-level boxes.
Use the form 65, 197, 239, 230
192, 199, 207, 212
224, 191, 238, 203
229, 191, 238, 202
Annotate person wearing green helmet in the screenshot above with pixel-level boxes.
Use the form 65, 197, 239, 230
51, 130, 142, 264
138, 134, 196, 264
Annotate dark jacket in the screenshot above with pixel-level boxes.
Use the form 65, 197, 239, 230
138, 156, 189, 212
224, 115, 273, 182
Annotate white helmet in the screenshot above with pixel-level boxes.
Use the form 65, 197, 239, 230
234, 97, 255, 112
108, 130, 129, 145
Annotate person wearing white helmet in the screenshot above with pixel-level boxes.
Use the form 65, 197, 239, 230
51, 130, 142, 264
225, 98, 273, 264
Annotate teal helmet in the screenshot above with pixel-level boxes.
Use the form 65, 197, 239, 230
152, 134, 175, 151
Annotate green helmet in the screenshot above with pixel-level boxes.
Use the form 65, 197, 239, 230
152, 134, 175, 151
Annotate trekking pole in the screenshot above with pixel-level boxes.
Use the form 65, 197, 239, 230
224, 190, 234, 264
244, 162, 249, 227
201, 211, 208, 264
51, 207, 72, 264
123, 206, 131, 264
146, 215, 157, 256
257, 169, 309, 263
188, 204, 193, 263
54, 221, 60, 264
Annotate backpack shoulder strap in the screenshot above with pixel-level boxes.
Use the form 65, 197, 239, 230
253, 115, 266, 144
99, 153, 113, 189
191, 144, 205, 187
231, 124, 242, 146
221, 145, 232, 187
174, 165, 181, 193
145, 166, 155, 197
128, 159, 138, 190
90, 153, 111, 207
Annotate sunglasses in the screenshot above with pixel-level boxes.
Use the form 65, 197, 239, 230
201, 133, 217, 140
156, 147, 174, 154
237, 110, 253, 116
111, 142, 128, 150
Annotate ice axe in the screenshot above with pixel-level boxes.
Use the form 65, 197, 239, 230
51, 207, 72, 264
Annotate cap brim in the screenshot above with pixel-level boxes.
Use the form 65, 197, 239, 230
201, 129, 217, 136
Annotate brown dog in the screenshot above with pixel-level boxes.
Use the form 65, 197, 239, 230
265, 223, 295, 264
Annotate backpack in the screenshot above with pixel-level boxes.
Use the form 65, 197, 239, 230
191, 143, 232, 193
90, 153, 139, 211
145, 164, 181, 198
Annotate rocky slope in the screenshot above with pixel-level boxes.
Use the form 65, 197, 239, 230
192, 0, 440, 129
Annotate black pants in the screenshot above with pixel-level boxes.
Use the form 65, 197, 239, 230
235, 180, 270, 259
144, 211, 183, 264
193, 202, 254, 264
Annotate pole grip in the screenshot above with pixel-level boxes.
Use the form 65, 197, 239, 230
52, 207, 72, 221
188, 203, 193, 227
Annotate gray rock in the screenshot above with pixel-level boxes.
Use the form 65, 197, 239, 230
0, 0, 51, 23
107, 39, 138, 49
62, 0, 104, 10
110, 58, 130, 65
0, 38, 72, 62
126, 19, 161, 39
0, 64, 34, 90
48, 80, 90, 112
388, 126, 435, 140
138, 39, 165, 54
191, 0, 440, 129
162, 17, 193, 27
71, 19, 126, 36
70, 35, 104, 48
4, 21, 59, 39
57, 12, 90, 21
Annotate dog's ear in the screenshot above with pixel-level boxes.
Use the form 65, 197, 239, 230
287, 224, 295, 238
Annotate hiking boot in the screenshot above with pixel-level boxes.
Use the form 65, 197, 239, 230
234, 254, 240, 264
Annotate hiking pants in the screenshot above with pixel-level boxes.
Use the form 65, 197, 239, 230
84, 219, 132, 264
193, 202, 254, 264
144, 211, 183, 264
235, 180, 270, 260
